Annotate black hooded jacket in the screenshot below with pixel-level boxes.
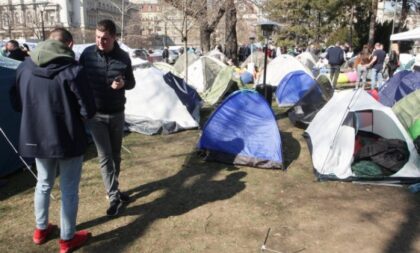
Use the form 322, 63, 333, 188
10, 40, 96, 158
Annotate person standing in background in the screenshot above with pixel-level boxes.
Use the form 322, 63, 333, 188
387, 43, 400, 78
326, 42, 345, 89
6, 40, 28, 61
79, 19, 135, 217
354, 44, 371, 89
367, 43, 386, 90
162, 46, 169, 63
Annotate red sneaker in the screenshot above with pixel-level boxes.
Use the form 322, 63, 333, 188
33, 223, 57, 245
59, 230, 91, 253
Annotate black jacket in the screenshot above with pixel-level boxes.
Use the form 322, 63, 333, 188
326, 46, 345, 66
79, 43, 135, 114
8, 48, 27, 61
11, 57, 96, 158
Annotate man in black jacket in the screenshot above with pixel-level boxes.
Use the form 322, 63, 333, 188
79, 19, 135, 217
326, 42, 345, 89
11, 28, 95, 253
6, 40, 28, 61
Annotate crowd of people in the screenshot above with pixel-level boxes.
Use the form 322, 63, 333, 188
8, 19, 135, 253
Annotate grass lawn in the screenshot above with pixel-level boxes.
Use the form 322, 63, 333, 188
1, 103, 419, 253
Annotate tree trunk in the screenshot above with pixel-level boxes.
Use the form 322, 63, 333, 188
200, 22, 212, 53
224, 0, 238, 64
368, 0, 378, 46
396, 0, 409, 33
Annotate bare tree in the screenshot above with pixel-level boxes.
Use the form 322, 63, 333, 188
224, 0, 237, 63
368, 0, 378, 46
163, 0, 227, 53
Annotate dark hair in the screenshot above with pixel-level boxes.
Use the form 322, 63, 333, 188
97, 19, 117, 36
22, 43, 30, 51
49, 27, 73, 44
7, 40, 19, 48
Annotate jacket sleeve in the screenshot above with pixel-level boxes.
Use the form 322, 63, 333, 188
124, 57, 136, 90
70, 67, 96, 119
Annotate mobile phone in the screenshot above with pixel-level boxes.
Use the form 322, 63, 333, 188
114, 76, 121, 82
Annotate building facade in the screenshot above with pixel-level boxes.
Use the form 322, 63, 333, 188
0, 0, 132, 43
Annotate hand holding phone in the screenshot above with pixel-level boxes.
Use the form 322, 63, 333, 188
111, 75, 125, 90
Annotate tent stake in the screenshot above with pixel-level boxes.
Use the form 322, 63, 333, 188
261, 228, 283, 253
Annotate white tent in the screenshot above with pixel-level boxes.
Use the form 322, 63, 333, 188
182, 56, 226, 93
125, 66, 201, 135
305, 89, 420, 180
296, 52, 318, 73
257, 54, 313, 87
390, 27, 420, 41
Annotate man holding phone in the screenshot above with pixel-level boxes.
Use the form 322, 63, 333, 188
79, 19, 135, 217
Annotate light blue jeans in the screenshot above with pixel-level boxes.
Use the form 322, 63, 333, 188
88, 112, 124, 202
356, 65, 368, 88
370, 68, 383, 90
35, 156, 83, 240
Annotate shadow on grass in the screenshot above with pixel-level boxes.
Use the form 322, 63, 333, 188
78, 149, 247, 252
383, 194, 420, 253
281, 131, 301, 169
0, 167, 36, 201
0, 141, 104, 201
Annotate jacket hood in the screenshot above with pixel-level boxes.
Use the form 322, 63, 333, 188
30, 40, 76, 78
31, 39, 75, 67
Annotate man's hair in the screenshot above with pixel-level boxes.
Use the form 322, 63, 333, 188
7, 40, 19, 48
49, 27, 73, 44
97, 19, 117, 36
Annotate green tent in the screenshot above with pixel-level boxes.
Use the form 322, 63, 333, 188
201, 66, 240, 106
153, 62, 181, 76
392, 89, 420, 139
173, 52, 198, 75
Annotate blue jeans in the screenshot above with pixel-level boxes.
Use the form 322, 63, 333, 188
34, 156, 83, 240
88, 112, 124, 202
370, 68, 383, 90
356, 65, 368, 88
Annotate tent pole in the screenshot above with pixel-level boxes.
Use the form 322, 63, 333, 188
0, 127, 37, 179
319, 89, 362, 175
0, 128, 56, 200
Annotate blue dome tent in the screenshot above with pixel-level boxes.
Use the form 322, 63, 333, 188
379, 70, 420, 107
198, 90, 283, 169
0, 56, 33, 177
275, 70, 316, 107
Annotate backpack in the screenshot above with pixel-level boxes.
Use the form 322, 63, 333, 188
355, 138, 409, 174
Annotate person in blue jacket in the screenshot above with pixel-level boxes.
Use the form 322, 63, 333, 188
79, 19, 135, 217
10, 28, 96, 253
